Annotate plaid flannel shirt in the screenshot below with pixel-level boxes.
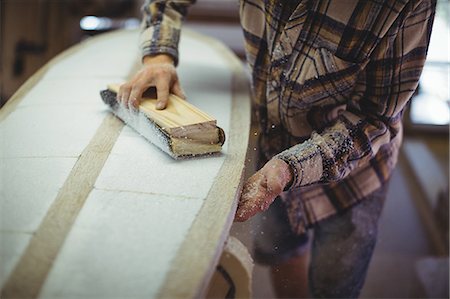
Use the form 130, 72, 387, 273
141, 0, 436, 234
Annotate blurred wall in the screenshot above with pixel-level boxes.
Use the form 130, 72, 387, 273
0, 0, 140, 107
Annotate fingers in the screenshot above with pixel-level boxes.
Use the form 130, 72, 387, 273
129, 85, 143, 109
172, 80, 186, 100
119, 83, 144, 111
117, 62, 184, 111
235, 159, 292, 222
118, 83, 131, 107
155, 80, 170, 110
235, 174, 274, 222
129, 80, 147, 110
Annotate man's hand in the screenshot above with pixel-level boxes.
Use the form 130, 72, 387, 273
117, 54, 185, 110
235, 158, 293, 222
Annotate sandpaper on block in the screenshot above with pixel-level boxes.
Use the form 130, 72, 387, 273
100, 84, 225, 158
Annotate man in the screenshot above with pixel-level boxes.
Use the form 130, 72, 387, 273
118, 0, 436, 297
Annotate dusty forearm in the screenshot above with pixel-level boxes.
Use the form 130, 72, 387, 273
275, 119, 356, 189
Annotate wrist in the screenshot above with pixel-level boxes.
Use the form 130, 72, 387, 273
143, 54, 175, 66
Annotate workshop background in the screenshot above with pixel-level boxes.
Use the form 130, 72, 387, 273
1, 0, 449, 298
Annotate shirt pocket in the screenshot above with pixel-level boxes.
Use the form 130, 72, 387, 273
280, 47, 365, 136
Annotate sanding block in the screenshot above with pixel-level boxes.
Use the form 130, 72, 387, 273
100, 84, 225, 158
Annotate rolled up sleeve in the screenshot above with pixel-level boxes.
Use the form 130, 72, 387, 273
140, 0, 195, 65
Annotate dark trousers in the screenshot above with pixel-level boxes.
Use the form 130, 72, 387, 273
254, 183, 389, 298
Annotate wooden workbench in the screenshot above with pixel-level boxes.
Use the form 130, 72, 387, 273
0, 29, 251, 298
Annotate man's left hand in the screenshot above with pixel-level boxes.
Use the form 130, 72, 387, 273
235, 158, 293, 221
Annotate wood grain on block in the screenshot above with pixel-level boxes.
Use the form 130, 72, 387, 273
107, 83, 219, 140
171, 133, 222, 156
106, 83, 225, 157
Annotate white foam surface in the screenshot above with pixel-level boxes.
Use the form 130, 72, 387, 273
39, 189, 203, 299
0, 157, 77, 232
0, 105, 106, 158
179, 33, 230, 69
95, 126, 226, 199
17, 78, 122, 108
43, 31, 139, 80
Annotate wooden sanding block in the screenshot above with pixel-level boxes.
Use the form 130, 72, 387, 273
100, 83, 225, 158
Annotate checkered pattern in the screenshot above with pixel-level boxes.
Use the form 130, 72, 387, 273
141, 0, 436, 233
140, 0, 195, 65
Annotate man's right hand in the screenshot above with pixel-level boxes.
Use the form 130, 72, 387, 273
117, 54, 185, 110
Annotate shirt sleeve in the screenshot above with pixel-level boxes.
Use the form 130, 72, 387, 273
276, 0, 436, 190
140, 0, 196, 65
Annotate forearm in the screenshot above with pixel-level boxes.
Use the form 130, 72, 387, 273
276, 119, 356, 189
140, 0, 195, 65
